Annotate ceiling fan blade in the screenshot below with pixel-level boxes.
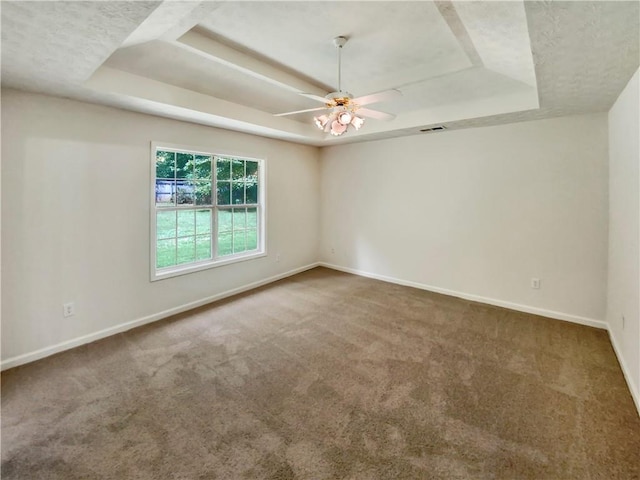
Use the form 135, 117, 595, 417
274, 107, 327, 117
352, 89, 402, 107
357, 108, 396, 121
299, 93, 330, 104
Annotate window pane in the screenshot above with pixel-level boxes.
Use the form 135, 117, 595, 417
157, 210, 176, 239
217, 159, 231, 180
176, 152, 194, 179
233, 230, 246, 254
218, 209, 232, 232
233, 208, 246, 229
246, 229, 258, 250
196, 235, 211, 261
232, 159, 245, 180
246, 160, 258, 179
195, 155, 211, 180
176, 181, 194, 205
232, 182, 245, 204
155, 179, 176, 206
156, 238, 176, 268
247, 208, 257, 228
156, 151, 175, 179
177, 237, 196, 264
196, 209, 211, 234
195, 181, 212, 205
177, 210, 196, 237
246, 183, 258, 204
217, 182, 231, 205
218, 232, 233, 256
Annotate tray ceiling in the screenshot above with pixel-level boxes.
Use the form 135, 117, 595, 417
1, 1, 638, 146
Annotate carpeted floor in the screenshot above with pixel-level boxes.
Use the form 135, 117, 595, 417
2, 267, 639, 479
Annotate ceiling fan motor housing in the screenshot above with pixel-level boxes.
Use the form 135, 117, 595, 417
325, 91, 354, 105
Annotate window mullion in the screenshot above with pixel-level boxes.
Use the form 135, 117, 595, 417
231, 206, 235, 254
243, 162, 247, 253
212, 156, 218, 261
191, 205, 197, 263
174, 210, 178, 266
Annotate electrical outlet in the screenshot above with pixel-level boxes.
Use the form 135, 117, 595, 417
63, 302, 75, 318
331, 247, 335, 254
531, 278, 540, 289
276, 253, 281, 262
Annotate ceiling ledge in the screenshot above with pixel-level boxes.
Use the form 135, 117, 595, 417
85, 66, 325, 144
325, 88, 540, 145
175, 29, 329, 97
121, 1, 206, 48
84, 65, 539, 147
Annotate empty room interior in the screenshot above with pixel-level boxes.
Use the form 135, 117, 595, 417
1, 1, 640, 478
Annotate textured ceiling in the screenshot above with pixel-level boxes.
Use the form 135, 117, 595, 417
198, 1, 473, 96
1, 1, 161, 93
1, 1, 638, 146
403, 0, 640, 137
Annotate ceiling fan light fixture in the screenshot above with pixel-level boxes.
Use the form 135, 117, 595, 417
351, 115, 365, 130
337, 110, 352, 125
330, 120, 347, 136
314, 114, 330, 130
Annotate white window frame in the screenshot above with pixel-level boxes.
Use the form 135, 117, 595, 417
150, 141, 266, 281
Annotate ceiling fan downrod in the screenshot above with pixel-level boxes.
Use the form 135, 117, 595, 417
334, 36, 347, 94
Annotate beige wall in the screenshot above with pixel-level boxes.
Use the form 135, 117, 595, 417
1, 89, 321, 365
320, 114, 609, 325
607, 68, 640, 409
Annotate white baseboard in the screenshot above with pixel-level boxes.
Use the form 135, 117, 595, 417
318, 262, 608, 330
1, 262, 320, 371
607, 329, 640, 417
4, 260, 638, 417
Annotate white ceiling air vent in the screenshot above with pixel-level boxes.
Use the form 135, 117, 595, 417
420, 125, 447, 133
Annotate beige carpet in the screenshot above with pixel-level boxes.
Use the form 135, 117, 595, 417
2, 267, 639, 479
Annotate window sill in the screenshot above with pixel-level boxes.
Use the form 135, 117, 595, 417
151, 250, 267, 282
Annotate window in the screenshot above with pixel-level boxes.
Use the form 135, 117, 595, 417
150, 143, 265, 280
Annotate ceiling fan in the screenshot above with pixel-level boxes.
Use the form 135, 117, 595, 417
274, 36, 402, 136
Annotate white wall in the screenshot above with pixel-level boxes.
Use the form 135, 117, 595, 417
320, 114, 609, 325
607, 68, 640, 409
1, 89, 320, 366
